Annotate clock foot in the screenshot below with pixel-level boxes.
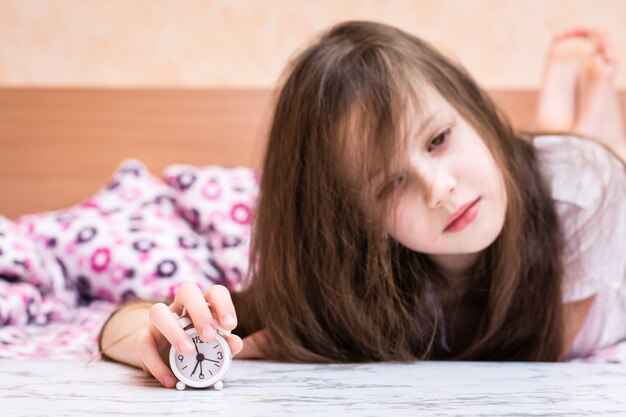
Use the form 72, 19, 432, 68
176, 381, 186, 391
213, 381, 224, 390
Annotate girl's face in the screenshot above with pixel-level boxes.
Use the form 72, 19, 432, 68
364, 88, 507, 267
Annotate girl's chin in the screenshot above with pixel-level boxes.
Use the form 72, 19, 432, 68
406, 233, 500, 255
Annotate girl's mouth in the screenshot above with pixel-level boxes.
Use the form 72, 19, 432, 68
444, 197, 481, 232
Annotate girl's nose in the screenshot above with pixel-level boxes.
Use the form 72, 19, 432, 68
425, 171, 457, 209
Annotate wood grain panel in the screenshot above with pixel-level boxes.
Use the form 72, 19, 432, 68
1, 88, 624, 219
0, 88, 274, 218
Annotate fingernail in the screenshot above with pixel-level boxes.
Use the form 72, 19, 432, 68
202, 324, 216, 340
163, 375, 176, 387
179, 340, 194, 354
222, 313, 236, 327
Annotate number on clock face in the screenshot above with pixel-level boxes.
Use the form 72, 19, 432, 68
175, 335, 226, 381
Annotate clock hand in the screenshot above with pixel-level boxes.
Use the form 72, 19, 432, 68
193, 338, 200, 354
190, 360, 200, 377
202, 358, 220, 364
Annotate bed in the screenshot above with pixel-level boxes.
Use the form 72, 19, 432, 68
1, 88, 625, 365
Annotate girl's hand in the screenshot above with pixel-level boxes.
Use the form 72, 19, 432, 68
135, 282, 244, 388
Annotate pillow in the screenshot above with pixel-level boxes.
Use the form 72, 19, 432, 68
16, 159, 224, 305
163, 164, 259, 291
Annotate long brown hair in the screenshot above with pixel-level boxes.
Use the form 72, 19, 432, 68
233, 21, 564, 362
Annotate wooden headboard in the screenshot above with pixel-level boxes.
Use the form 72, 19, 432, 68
1, 88, 623, 219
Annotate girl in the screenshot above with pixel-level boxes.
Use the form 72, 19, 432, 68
99, 21, 626, 388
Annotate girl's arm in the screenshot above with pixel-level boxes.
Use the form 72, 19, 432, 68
99, 301, 152, 369
237, 330, 269, 359
560, 295, 596, 360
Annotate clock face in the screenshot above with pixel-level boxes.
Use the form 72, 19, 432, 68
169, 330, 231, 388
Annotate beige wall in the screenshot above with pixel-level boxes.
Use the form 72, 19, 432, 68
1, 0, 625, 89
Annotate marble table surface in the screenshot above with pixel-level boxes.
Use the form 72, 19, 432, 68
1, 358, 626, 416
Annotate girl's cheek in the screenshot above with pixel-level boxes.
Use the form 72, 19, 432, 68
389, 209, 420, 244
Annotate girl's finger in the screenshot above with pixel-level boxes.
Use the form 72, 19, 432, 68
204, 284, 238, 331
174, 282, 216, 342
149, 302, 196, 357
136, 329, 178, 388
224, 332, 244, 356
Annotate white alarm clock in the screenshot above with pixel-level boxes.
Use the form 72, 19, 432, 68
169, 308, 232, 391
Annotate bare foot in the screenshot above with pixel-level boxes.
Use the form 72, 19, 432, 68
534, 28, 595, 132
573, 31, 626, 161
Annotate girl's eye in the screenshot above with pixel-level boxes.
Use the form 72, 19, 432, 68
377, 176, 404, 199
427, 128, 451, 152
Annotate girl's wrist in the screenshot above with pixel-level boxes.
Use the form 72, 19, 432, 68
98, 300, 153, 364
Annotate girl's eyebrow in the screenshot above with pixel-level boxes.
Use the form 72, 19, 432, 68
367, 112, 439, 185
406, 112, 438, 140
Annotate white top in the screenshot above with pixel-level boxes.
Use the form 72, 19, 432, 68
534, 135, 626, 359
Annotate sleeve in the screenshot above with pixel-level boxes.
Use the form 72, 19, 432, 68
539, 137, 626, 303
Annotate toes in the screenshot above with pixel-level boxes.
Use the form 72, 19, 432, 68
594, 32, 616, 65
553, 27, 592, 42
548, 35, 593, 61
549, 27, 617, 69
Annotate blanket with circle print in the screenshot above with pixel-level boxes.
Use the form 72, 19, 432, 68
0, 159, 258, 359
